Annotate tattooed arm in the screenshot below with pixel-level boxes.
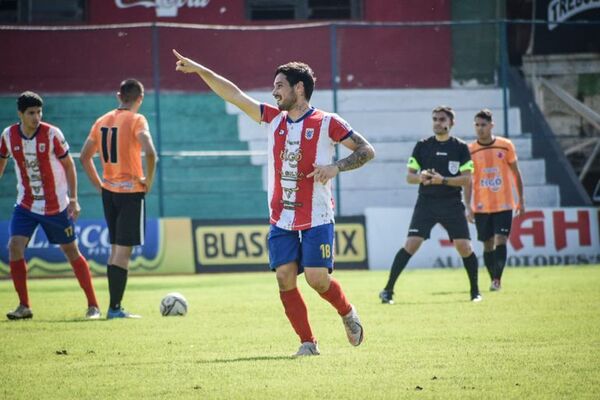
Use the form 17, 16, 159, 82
335, 132, 376, 171
307, 131, 375, 184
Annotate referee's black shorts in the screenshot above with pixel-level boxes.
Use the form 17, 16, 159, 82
102, 188, 146, 246
408, 195, 470, 240
474, 210, 513, 242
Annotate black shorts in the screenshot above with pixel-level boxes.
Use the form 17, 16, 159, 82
102, 188, 146, 246
474, 210, 513, 242
408, 196, 470, 240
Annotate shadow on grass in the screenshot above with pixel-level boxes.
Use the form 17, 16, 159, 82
430, 291, 465, 296
387, 291, 470, 305
196, 355, 295, 364
1, 318, 109, 324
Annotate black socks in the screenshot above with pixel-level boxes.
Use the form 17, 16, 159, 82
495, 244, 507, 280
462, 253, 479, 295
107, 264, 128, 310
483, 251, 496, 281
384, 248, 412, 292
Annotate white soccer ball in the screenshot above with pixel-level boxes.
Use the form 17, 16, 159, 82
159, 292, 188, 316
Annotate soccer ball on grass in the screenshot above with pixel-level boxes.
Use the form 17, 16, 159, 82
159, 292, 188, 316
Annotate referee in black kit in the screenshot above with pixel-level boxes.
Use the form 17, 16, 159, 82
379, 106, 481, 304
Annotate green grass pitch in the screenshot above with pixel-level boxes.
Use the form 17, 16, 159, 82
1, 266, 599, 399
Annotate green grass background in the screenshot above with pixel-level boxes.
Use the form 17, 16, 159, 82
1, 266, 599, 399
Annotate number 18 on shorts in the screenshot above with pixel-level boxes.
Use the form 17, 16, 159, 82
268, 223, 335, 272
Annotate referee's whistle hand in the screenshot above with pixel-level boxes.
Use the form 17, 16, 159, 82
420, 170, 433, 184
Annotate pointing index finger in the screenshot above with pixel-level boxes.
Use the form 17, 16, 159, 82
172, 49, 184, 60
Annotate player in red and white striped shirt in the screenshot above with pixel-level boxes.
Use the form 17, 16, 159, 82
173, 50, 375, 356
0, 92, 100, 320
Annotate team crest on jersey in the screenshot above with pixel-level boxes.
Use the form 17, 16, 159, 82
38, 143, 46, 153
278, 129, 285, 136
448, 161, 460, 175
14, 146, 20, 151
497, 151, 504, 159
304, 128, 314, 140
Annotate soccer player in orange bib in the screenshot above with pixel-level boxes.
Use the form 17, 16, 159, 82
80, 79, 157, 319
465, 109, 525, 291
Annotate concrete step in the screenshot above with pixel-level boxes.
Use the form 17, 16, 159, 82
338, 184, 560, 215
339, 136, 533, 161
234, 106, 522, 143
226, 88, 508, 113
246, 136, 533, 165
338, 159, 546, 188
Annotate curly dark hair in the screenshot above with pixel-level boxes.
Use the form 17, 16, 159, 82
275, 62, 316, 101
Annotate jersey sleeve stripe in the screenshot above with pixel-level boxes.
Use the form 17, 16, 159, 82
338, 130, 353, 142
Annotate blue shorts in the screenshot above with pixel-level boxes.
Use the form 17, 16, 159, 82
9, 205, 76, 244
268, 223, 334, 274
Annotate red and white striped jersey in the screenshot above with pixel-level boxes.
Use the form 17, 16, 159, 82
0, 122, 70, 215
261, 103, 353, 231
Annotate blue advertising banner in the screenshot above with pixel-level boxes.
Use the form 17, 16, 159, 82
0, 218, 166, 277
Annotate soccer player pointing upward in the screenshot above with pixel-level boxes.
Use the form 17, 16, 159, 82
380, 106, 481, 304
173, 49, 374, 356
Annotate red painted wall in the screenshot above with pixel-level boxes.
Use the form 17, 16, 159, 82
365, 0, 450, 22
88, 0, 450, 24
88, 0, 247, 25
0, 2, 452, 92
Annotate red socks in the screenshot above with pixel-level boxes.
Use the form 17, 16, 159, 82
319, 278, 352, 316
70, 256, 99, 307
280, 288, 315, 343
9, 259, 29, 308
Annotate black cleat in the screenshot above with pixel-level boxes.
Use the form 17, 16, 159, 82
471, 292, 483, 302
379, 290, 394, 304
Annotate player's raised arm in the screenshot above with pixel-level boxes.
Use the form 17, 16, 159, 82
173, 49, 261, 123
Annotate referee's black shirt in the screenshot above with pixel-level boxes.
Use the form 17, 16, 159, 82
408, 136, 472, 201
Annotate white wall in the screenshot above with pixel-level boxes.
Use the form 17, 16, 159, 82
365, 207, 600, 269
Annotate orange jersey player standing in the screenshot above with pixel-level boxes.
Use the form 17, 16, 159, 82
89, 109, 147, 193
80, 79, 157, 319
465, 109, 525, 292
